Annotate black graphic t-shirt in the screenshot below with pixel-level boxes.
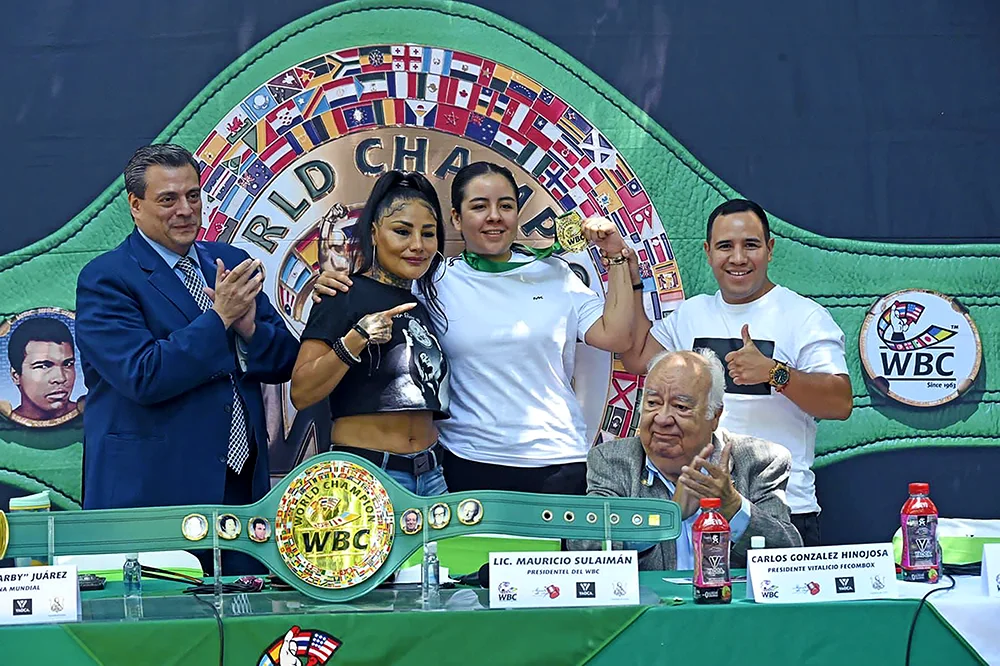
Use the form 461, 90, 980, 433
301, 276, 450, 420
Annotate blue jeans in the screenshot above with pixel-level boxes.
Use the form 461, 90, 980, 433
386, 463, 448, 496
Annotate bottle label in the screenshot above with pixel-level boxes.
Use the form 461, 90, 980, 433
694, 531, 730, 587
901, 513, 939, 573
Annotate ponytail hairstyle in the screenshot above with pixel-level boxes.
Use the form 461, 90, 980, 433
450, 161, 520, 216
350, 170, 447, 325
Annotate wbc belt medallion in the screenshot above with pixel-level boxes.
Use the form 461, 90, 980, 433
274, 460, 394, 589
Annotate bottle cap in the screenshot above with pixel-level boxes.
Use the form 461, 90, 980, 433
700, 498, 721, 509
909, 483, 929, 495
751, 536, 766, 549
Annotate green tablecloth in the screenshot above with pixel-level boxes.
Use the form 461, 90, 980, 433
2, 574, 985, 665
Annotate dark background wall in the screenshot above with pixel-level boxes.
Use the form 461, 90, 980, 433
2, 0, 998, 256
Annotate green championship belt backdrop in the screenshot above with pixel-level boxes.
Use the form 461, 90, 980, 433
0, 0, 996, 511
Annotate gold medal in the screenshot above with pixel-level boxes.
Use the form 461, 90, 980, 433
555, 211, 588, 253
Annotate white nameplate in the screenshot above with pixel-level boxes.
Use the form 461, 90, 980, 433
983, 543, 1000, 598
746, 542, 897, 603
0, 565, 80, 625
488, 550, 640, 609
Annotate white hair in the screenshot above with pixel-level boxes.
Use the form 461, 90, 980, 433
646, 348, 725, 420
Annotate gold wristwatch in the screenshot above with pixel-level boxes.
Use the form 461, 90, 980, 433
769, 361, 791, 392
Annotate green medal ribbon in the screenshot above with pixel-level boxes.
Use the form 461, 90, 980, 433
461, 242, 563, 273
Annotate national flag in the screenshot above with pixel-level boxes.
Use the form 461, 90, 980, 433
264, 99, 303, 135
502, 101, 531, 134
289, 123, 318, 152
343, 103, 376, 130
197, 132, 231, 169
277, 283, 295, 316
486, 94, 509, 122
406, 45, 423, 72
306, 113, 336, 144
201, 209, 232, 242
475, 87, 493, 115
331, 47, 362, 78
649, 233, 674, 262
281, 255, 312, 292
215, 107, 253, 144
373, 98, 405, 125
532, 88, 568, 123
557, 108, 592, 143
506, 73, 542, 105
359, 45, 393, 72
308, 634, 341, 660
610, 208, 636, 235
648, 290, 663, 319
405, 99, 437, 126
603, 160, 636, 189
450, 52, 482, 81
443, 78, 476, 109
206, 168, 237, 201
617, 179, 651, 214
219, 184, 253, 219
243, 89, 281, 125
525, 152, 553, 177
517, 144, 546, 174
422, 74, 442, 102
526, 115, 560, 150
477, 58, 498, 86
488, 64, 513, 93
293, 88, 328, 119
464, 114, 500, 145
578, 198, 598, 217
602, 405, 628, 436
630, 205, 654, 233
220, 145, 253, 175
317, 107, 348, 137
355, 72, 388, 100
580, 129, 617, 169
491, 127, 527, 161
268, 70, 304, 93
297, 55, 342, 88
552, 138, 581, 166
325, 80, 359, 109
238, 159, 274, 195
387, 71, 411, 99
434, 106, 471, 133
421, 47, 452, 75
593, 179, 623, 213
260, 135, 298, 173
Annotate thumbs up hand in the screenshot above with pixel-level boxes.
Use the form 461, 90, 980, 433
724, 324, 776, 385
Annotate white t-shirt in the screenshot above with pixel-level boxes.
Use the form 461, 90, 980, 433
420, 254, 604, 467
650, 285, 848, 514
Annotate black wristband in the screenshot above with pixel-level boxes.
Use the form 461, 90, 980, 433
632, 281, 644, 291
332, 337, 361, 366
351, 323, 371, 341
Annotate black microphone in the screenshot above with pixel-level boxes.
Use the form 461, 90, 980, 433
455, 562, 489, 588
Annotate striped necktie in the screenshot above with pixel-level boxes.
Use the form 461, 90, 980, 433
175, 255, 251, 474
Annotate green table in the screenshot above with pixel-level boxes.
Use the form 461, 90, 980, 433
2, 573, 984, 665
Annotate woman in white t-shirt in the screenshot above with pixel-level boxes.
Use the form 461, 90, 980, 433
316, 162, 637, 495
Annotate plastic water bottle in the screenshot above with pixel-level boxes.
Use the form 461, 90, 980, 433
693, 498, 732, 604
123, 554, 143, 619
421, 541, 441, 609
900, 483, 940, 583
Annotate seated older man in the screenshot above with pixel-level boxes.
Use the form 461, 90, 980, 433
571, 349, 801, 569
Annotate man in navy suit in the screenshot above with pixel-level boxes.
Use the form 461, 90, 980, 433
76, 145, 298, 569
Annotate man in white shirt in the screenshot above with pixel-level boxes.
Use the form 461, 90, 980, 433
621, 199, 852, 545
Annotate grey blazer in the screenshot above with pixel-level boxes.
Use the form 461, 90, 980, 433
569, 429, 802, 570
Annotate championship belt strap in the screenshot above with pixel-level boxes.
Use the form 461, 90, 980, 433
0, 453, 681, 602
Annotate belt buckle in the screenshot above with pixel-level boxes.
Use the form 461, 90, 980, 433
412, 452, 432, 476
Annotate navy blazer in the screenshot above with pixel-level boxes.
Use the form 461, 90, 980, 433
76, 229, 298, 509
